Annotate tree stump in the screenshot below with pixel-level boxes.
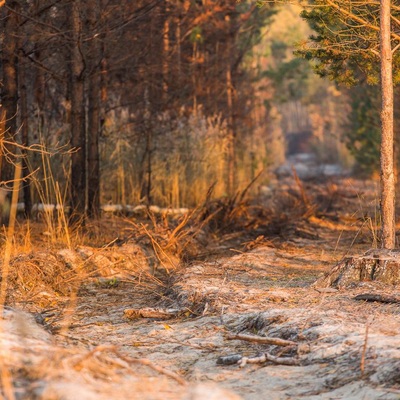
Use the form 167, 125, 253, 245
314, 249, 400, 288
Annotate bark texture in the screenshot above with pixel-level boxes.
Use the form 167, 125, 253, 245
0, 1, 19, 225
225, 14, 236, 197
69, 0, 86, 221
314, 250, 400, 288
19, 59, 32, 218
1, 1, 19, 184
87, 0, 101, 219
380, 0, 395, 249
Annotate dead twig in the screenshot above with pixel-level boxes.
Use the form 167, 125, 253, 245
120, 355, 187, 386
314, 287, 339, 294
291, 166, 314, 216
226, 333, 296, 347
72, 345, 187, 386
139, 224, 174, 272
360, 321, 370, 378
236, 168, 264, 204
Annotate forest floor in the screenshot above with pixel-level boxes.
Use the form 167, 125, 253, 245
2, 177, 400, 399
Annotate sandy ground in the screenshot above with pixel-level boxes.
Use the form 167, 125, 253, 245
3, 178, 400, 399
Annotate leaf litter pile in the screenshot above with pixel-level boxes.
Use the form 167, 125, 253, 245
3, 177, 400, 399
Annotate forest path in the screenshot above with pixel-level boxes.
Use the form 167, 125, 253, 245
44, 215, 400, 400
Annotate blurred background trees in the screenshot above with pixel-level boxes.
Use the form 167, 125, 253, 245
0, 0, 381, 220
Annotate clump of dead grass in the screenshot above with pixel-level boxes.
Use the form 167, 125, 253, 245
5, 242, 155, 308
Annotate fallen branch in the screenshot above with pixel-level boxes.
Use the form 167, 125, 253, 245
226, 333, 296, 347
353, 293, 400, 304
239, 352, 300, 368
314, 288, 339, 294
124, 307, 182, 319
216, 354, 243, 365
264, 352, 300, 366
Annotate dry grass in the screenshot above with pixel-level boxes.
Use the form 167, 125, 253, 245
100, 109, 268, 208
28, 141, 72, 247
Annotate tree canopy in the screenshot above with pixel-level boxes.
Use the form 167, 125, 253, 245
296, 0, 400, 86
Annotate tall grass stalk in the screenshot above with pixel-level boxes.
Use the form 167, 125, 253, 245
0, 163, 22, 400
0, 162, 22, 312
29, 144, 71, 247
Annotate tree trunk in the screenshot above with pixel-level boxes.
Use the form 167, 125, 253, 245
316, 0, 400, 289
33, 0, 45, 135
0, 1, 19, 225
175, 14, 182, 86
68, 0, 86, 222
87, 0, 101, 219
162, 4, 170, 101
226, 65, 235, 197
19, 58, 32, 218
225, 15, 236, 197
1, 1, 19, 184
380, 0, 395, 249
